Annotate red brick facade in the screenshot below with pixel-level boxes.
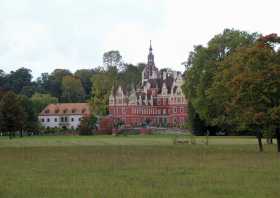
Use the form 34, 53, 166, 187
109, 42, 188, 128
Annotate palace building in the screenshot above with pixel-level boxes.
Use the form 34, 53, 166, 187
109, 42, 188, 127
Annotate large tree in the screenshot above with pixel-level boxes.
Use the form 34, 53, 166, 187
35, 73, 50, 94
0, 91, 26, 139
207, 34, 280, 151
47, 69, 72, 99
4, 68, 32, 93
103, 50, 123, 71
74, 69, 95, 99
183, 29, 258, 134
91, 69, 117, 116
61, 75, 85, 103
18, 95, 38, 135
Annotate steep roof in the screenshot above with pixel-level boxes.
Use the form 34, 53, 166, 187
39, 103, 91, 116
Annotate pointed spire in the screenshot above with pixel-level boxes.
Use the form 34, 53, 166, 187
149, 40, 152, 52
147, 40, 155, 66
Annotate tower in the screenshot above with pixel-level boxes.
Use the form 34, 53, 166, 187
142, 40, 158, 83
147, 40, 155, 66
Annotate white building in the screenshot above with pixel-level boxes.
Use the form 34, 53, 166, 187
39, 103, 91, 129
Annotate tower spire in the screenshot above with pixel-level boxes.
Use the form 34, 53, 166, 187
147, 40, 154, 66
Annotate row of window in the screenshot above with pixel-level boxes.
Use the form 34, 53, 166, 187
111, 97, 185, 105
41, 117, 81, 123
112, 107, 185, 115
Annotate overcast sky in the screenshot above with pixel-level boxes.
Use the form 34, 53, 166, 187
0, 0, 279, 78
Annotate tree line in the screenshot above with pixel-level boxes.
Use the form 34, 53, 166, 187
0, 51, 145, 136
182, 29, 280, 152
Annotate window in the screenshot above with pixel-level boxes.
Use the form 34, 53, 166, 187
45, 109, 49, 114
61, 117, 64, 122
54, 118, 57, 122
47, 118, 50, 122
55, 109, 59, 114
79, 118, 81, 121
72, 109, 76, 113
41, 118, 45, 122
63, 109, 68, 114
65, 117, 68, 122
174, 107, 177, 113
71, 118, 74, 122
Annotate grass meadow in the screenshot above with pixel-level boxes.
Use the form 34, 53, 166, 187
0, 135, 279, 198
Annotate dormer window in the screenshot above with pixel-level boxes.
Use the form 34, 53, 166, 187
63, 109, 68, 114
72, 109, 76, 113
81, 109, 86, 114
45, 109, 49, 114
55, 109, 59, 114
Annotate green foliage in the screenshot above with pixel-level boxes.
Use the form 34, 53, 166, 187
3, 68, 32, 94
31, 93, 58, 114
187, 102, 207, 135
74, 69, 95, 99
47, 69, 72, 99
61, 75, 85, 102
207, 36, 280, 134
183, 29, 259, 133
0, 91, 26, 137
79, 115, 97, 135
103, 50, 123, 71
91, 69, 117, 116
18, 95, 39, 132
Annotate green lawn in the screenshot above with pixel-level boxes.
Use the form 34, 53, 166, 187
0, 135, 279, 198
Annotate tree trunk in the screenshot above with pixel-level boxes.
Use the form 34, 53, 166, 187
257, 135, 263, 152
256, 128, 263, 152
276, 127, 280, 153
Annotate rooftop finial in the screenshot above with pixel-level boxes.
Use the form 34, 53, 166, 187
149, 40, 152, 51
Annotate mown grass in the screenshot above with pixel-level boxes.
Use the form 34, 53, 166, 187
0, 135, 279, 198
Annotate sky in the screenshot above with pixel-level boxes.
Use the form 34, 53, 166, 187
0, 0, 279, 79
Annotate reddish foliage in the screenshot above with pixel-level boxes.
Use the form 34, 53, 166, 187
98, 116, 114, 134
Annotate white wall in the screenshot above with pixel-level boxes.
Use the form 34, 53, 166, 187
39, 115, 84, 129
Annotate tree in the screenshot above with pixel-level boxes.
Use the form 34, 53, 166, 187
183, 29, 258, 133
207, 34, 280, 151
35, 73, 50, 94
18, 95, 38, 135
74, 69, 95, 99
103, 50, 123, 71
31, 93, 58, 115
0, 91, 26, 139
4, 68, 32, 93
47, 69, 72, 99
117, 63, 144, 90
20, 84, 37, 97
79, 115, 97, 135
91, 70, 117, 116
0, 70, 6, 90
61, 76, 85, 102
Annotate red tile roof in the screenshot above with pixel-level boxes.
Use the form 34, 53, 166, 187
39, 103, 91, 116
